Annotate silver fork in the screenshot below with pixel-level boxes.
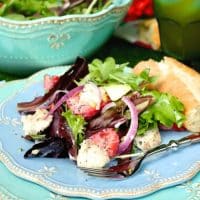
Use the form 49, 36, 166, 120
79, 133, 200, 178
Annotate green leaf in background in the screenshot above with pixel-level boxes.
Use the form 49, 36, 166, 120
0, 0, 60, 20
0, 0, 113, 20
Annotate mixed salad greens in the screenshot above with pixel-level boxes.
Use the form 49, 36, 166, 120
17, 57, 185, 168
0, 0, 113, 20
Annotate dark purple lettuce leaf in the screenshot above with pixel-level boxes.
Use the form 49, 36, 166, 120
17, 57, 88, 112
48, 107, 73, 140
24, 137, 70, 158
47, 107, 78, 159
59, 56, 88, 91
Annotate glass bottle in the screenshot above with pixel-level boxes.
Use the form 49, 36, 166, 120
153, 0, 200, 61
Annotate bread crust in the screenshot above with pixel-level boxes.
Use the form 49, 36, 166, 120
133, 57, 200, 132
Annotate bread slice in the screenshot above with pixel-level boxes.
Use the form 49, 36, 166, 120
133, 57, 200, 132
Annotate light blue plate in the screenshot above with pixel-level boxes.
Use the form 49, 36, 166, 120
0, 66, 200, 200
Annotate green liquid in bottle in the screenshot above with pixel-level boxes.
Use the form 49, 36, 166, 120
153, 0, 200, 61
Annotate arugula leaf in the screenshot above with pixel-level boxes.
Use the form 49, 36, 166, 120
80, 57, 155, 90
137, 90, 186, 135
110, 68, 157, 90
62, 109, 87, 146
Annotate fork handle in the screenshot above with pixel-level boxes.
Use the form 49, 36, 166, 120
146, 133, 200, 157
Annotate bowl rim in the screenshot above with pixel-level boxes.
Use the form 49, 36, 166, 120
0, 0, 131, 27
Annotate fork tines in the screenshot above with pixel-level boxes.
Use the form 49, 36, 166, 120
79, 167, 123, 178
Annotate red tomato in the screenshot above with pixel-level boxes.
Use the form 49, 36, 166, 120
124, 0, 154, 22
44, 75, 59, 91
171, 124, 186, 131
144, 4, 154, 16
89, 128, 120, 158
66, 93, 99, 119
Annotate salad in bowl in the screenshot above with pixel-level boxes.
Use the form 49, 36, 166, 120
17, 57, 185, 169
0, 0, 114, 20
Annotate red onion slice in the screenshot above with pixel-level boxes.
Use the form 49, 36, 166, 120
118, 96, 138, 154
49, 86, 84, 115
40, 90, 68, 109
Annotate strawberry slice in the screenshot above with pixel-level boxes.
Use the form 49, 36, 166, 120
66, 83, 109, 119
44, 75, 59, 91
66, 93, 99, 119
89, 128, 120, 158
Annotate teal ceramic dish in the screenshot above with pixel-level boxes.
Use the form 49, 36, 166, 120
0, 0, 131, 75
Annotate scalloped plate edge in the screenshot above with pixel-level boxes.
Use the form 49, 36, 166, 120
0, 147, 200, 199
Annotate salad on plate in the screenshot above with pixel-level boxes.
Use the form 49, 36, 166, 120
17, 57, 185, 169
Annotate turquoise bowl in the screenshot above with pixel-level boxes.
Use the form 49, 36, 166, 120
0, 0, 131, 75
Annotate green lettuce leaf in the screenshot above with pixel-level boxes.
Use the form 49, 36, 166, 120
137, 90, 186, 135
62, 109, 87, 146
